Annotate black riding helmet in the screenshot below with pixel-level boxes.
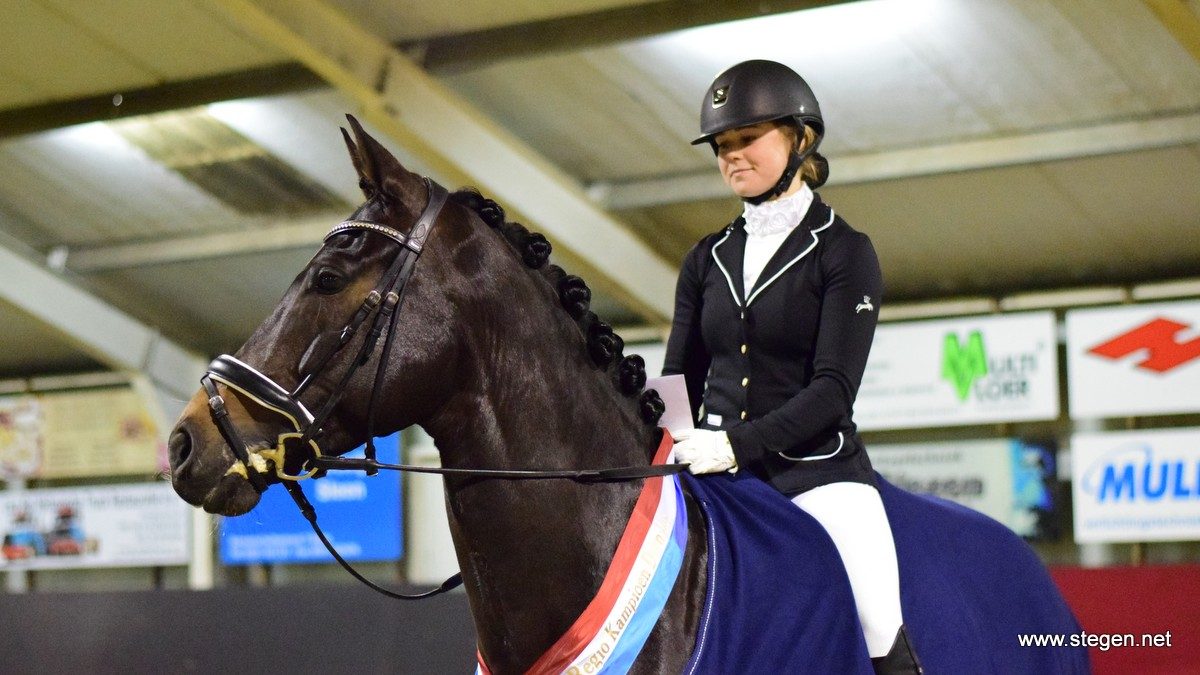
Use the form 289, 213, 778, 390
693, 60, 825, 203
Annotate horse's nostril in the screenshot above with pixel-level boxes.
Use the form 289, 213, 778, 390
169, 426, 193, 470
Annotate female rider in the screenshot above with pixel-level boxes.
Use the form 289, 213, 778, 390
664, 59, 922, 674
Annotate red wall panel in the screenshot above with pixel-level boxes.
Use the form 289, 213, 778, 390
1051, 565, 1200, 674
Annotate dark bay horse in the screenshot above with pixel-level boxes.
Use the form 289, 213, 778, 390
168, 118, 1088, 674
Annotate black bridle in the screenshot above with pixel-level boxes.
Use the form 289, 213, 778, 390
200, 176, 683, 600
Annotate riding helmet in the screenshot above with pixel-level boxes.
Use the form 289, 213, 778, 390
694, 60, 826, 202
692, 59, 824, 146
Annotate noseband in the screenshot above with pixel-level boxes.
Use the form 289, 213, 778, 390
198, 176, 683, 600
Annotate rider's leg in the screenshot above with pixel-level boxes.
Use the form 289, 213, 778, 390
792, 482, 921, 672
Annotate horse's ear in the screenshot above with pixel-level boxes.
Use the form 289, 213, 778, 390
341, 126, 371, 196
344, 114, 425, 210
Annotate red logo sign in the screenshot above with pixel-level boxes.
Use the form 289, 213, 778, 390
1088, 318, 1200, 373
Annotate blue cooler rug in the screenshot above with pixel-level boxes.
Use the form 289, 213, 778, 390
680, 472, 1089, 674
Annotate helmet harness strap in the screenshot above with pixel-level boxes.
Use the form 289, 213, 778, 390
740, 126, 821, 205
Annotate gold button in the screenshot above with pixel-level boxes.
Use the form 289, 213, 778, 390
740, 411, 747, 420
740, 344, 747, 354
741, 377, 749, 387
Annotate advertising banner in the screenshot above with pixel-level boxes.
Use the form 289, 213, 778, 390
0, 396, 41, 479
220, 433, 403, 564
0, 387, 162, 480
1066, 300, 1200, 419
1072, 427, 1200, 543
871, 439, 1055, 537
856, 312, 1059, 430
0, 482, 189, 569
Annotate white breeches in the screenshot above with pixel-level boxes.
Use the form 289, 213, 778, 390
791, 482, 903, 658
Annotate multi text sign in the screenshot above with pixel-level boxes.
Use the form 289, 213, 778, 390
1072, 427, 1200, 543
856, 312, 1059, 430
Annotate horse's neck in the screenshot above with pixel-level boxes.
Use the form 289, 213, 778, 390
424, 299, 657, 669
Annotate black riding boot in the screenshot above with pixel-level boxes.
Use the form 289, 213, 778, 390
871, 625, 923, 675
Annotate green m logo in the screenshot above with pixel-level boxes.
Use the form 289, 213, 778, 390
942, 331, 988, 401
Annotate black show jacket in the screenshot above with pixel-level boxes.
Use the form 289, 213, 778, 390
663, 195, 882, 496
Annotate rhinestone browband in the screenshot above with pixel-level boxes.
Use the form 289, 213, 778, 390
325, 220, 409, 246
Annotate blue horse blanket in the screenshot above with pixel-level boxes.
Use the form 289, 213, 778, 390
680, 472, 1089, 673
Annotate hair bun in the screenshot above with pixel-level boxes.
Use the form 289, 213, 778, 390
808, 152, 829, 188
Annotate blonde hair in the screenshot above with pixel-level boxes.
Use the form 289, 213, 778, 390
778, 122, 827, 188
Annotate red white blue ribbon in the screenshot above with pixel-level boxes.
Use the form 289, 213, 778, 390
477, 432, 687, 674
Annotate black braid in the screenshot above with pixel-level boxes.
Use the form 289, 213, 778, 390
523, 232, 552, 268
585, 320, 621, 368
617, 355, 647, 395
638, 390, 665, 425
448, 187, 657, 426
557, 275, 591, 320
479, 200, 505, 228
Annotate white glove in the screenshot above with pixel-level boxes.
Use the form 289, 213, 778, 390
673, 428, 738, 475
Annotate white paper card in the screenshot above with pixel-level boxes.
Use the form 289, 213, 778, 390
644, 374, 693, 435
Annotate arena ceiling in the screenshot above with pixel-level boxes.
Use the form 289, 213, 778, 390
1, 0, 1199, 405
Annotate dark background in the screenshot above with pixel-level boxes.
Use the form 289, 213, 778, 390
0, 585, 477, 674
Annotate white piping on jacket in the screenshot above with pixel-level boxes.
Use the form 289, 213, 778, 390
780, 431, 845, 462
710, 209, 837, 308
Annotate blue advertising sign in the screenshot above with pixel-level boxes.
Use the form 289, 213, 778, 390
219, 434, 402, 564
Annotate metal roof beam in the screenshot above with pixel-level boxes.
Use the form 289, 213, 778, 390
204, 0, 677, 321
0, 233, 207, 401
415, 0, 844, 74
593, 110, 1200, 209
0, 64, 323, 140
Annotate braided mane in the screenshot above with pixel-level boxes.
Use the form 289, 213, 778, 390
448, 188, 665, 427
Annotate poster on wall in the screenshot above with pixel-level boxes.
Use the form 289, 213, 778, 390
220, 433, 403, 565
1072, 427, 1200, 543
39, 388, 162, 478
0, 387, 162, 480
856, 312, 1060, 430
0, 482, 190, 569
871, 439, 1056, 538
1066, 300, 1200, 419
0, 395, 42, 479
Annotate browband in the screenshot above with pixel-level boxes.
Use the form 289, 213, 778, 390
325, 220, 409, 246
325, 178, 449, 253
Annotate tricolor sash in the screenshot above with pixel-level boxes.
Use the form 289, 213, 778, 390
478, 432, 687, 674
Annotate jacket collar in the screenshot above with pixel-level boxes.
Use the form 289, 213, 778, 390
711, 194, 835, 308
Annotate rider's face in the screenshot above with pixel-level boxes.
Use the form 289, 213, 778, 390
715, 122, 794, 200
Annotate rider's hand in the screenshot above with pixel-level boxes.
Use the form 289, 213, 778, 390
673, 429, 738, 474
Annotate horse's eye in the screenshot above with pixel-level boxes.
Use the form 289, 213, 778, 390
314, 269, 345, 294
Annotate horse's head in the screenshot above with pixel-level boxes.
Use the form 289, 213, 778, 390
170, 115, 664, 517
168, 116, 474, 515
